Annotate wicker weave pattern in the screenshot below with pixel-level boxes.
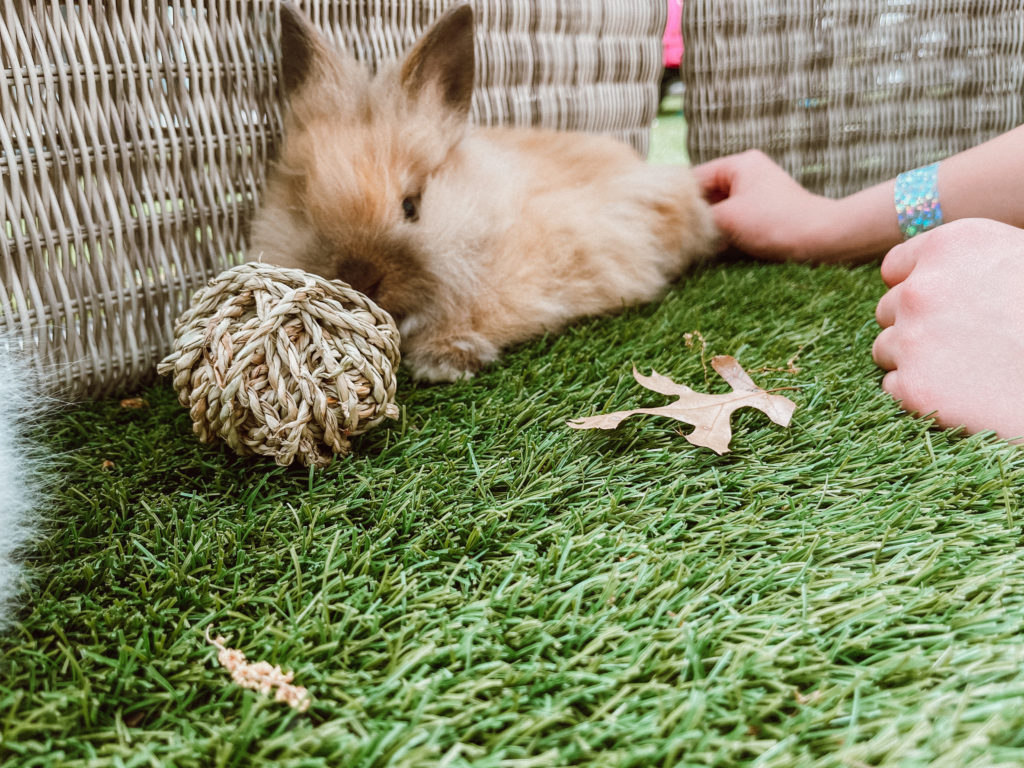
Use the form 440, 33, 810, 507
1, 1, 664, 399
682, 1, 1024, 198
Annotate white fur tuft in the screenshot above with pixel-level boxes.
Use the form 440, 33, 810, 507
0, 342, 42, 630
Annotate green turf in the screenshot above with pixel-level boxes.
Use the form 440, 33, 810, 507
3, 120, 1024, 768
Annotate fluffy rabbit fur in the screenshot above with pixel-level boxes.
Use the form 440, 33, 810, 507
250, 3, 717, 382
0, 341, 41, 630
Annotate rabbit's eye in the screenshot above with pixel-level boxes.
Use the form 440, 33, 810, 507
401, 196, 419, 222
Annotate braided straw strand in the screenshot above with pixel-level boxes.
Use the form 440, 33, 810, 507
158, 263, 400, 467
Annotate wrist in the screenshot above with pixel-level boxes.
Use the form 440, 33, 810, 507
809, 186, 903, 264
797, 197, 874, 264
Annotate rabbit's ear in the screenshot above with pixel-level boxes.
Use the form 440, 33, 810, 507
400, 4, 475, 118
279, 1, 344, 95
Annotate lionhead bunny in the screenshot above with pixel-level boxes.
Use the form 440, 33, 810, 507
250, 2, 718, 382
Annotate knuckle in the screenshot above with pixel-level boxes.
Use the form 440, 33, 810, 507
894, 269, 947, 315
874, 296, 891, 327
870, 333, 885, 363
872, 325, 900, 364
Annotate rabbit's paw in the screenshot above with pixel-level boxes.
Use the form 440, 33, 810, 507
404, 333, 499, 383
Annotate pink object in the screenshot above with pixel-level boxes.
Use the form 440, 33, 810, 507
663, 0, 684, 68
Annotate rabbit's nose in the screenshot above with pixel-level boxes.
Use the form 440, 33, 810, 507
338, 257, 383, 301
362, 277, 383, 302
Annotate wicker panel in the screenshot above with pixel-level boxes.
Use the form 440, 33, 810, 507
0, 2, 280, 399
682, 1, 1024, 198
0, 0, 664, 400
307, 2, 665, 150
471, 3, 665, 152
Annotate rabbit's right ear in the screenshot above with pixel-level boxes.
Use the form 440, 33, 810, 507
400, 4, 475, 118
279, 1, 343, 96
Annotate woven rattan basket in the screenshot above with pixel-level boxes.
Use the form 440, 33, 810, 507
682, 1, 1024, 199
0, 1, 665, 400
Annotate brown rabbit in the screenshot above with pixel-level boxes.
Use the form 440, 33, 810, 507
250, 3, 717, 382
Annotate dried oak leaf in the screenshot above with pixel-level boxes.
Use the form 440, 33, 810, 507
567, 355, 796, 455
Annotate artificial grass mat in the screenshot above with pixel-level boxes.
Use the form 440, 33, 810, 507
4, 256, 1024, 768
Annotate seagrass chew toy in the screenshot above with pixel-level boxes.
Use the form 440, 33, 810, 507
157, 263, 401, 467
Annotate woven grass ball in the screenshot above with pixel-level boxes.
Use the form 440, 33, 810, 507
158, 263, 401, 467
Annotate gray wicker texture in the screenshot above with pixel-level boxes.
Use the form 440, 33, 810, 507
0, 1, 664, 400
682, 1, 1024, 199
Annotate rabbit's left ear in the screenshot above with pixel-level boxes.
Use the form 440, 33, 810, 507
400, 4, 475, 118
279, 1, 353, 96
279, 2, 326, 94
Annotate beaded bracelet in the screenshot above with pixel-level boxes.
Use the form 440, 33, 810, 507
894, 161, 944, 240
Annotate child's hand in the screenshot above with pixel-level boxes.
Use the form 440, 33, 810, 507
692, 150, 839, 262
873, 218, 1024, 442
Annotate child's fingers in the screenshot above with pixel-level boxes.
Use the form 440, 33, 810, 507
872, 325, 900, 370
691, 158, 737, 204
880, 369, 903, 402
879, 236, 926, 287
874, 284, 901, 328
